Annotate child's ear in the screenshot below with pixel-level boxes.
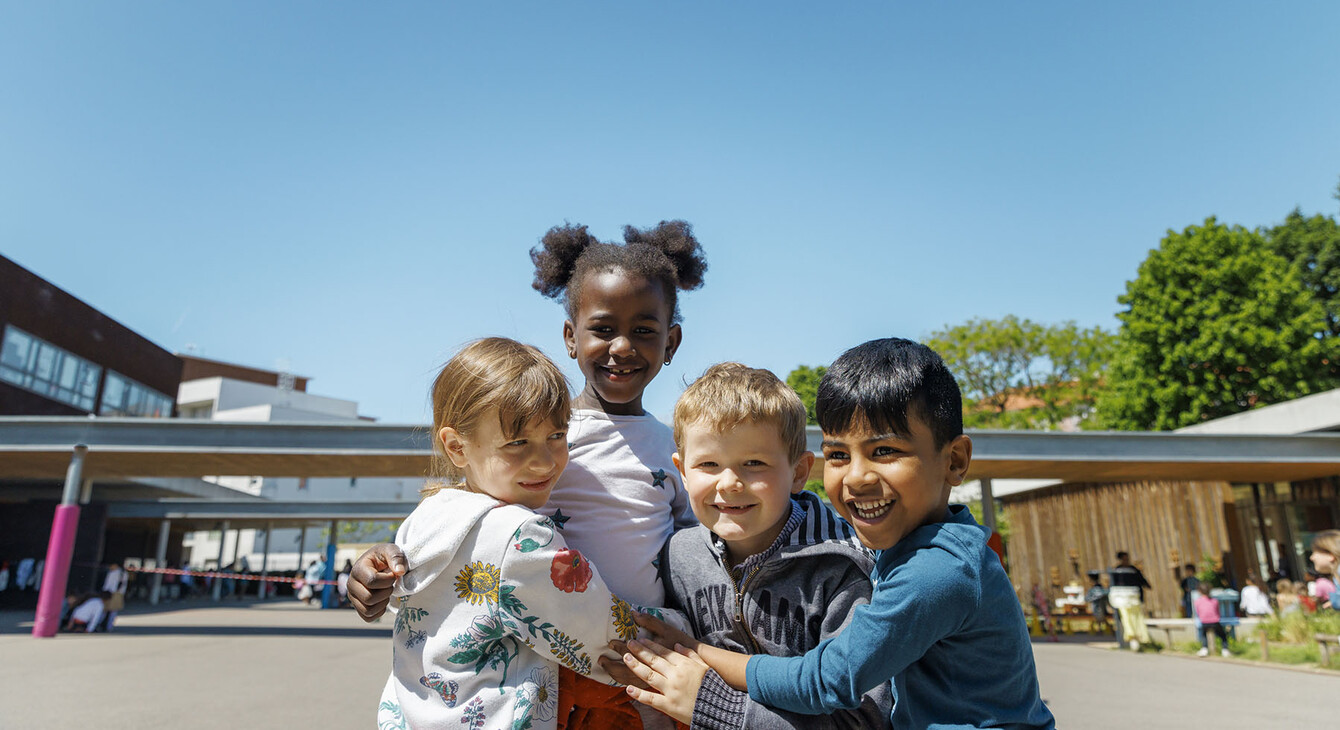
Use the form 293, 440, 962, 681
790, 451, 816, 494
672, 452, 687, 476
440, 427, 470, 469
663, 323, 682, 365
562, 320, 577, 359
943, 435, 973, 487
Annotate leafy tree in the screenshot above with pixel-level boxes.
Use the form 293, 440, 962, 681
786, 365, 827, 425
924, 316, 1114, 430
1097, 217, 1339, 430
1266, 203, 1340, 345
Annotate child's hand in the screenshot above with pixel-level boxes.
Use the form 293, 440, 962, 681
633, 610, 700, 652
621, 638, 709, 725
347, 543, 407, 622
600, 641, 652, 690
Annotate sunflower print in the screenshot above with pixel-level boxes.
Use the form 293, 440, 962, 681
610, 596, 637, 641
454, 561, 501, 605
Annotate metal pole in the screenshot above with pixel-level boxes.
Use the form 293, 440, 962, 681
33, 445, 88, 637
78, 479, 93, 504
321, 520, 337, 609
979, 478, 997, 533
150, 519, 170, 605
212, 521, 229, 601
297, 526, 307, 574
259, 521, 272, 600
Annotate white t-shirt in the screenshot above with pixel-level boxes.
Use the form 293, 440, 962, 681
1239, 584, 1273, 616
539, 409, 697, 608
71, 597, 104, 631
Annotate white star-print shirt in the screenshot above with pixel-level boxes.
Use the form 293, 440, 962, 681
540, 409, 697, 608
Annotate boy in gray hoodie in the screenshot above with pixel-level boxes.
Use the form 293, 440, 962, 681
645, 362, 891, 729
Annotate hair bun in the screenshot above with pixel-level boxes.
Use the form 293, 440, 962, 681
531, 223, 600, 300
622, 219, 707, 291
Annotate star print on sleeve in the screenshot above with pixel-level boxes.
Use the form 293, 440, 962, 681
547, 509, 570, 530
651, 469, 669, 489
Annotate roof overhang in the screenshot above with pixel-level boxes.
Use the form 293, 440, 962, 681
1, 418, 1338, 485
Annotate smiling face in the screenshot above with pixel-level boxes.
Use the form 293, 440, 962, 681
440, 412, 570, 510
821, 413, 972, 551
563, 269, 681, 416
674, 420, 813, 565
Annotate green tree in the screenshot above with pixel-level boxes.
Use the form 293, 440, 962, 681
1097, 217, 1339, 430
925, 316, 1114, 429
1266, 203, 1340, 345
786, 365, 827, 425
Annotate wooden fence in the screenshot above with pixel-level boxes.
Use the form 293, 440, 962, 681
1001, 479, 1235, 617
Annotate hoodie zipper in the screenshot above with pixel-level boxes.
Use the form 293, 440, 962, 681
727, 562, 765, 654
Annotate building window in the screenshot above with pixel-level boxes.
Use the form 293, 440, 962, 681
0, 324, 101, 411
99, 370, 174, 418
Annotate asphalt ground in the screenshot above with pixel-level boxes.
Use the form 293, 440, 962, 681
2, 600, 1335, 729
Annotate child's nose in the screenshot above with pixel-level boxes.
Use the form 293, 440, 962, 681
717, 469, 745, 492
609, 335, 634, 356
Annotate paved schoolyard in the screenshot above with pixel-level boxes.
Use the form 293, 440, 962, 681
0, 599, 391, 730
2, 600, 1335, 729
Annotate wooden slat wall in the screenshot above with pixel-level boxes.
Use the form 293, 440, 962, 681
1001, 480, 1233, 617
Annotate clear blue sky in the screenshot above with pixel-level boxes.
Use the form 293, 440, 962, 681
3, 2, 1338, 424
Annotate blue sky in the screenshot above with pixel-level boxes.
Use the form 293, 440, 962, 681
2, 2, 1338, 424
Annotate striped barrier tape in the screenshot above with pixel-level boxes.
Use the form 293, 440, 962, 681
125, 565, 341, 587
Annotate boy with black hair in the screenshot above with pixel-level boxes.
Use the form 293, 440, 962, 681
622, 338, 1054, 729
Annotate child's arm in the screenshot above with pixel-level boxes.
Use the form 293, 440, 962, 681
625, 576, 892, 729
746, 548, 975, 715
498, 511, 689, 684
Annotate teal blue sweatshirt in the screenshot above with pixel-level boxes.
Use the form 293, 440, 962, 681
746, 505, 1055, 729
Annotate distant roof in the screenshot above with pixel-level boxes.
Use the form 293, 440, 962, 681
178, 354, 311, 392
1176, 387, 1340, 435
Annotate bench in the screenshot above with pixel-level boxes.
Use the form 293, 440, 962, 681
1145, 618, 1195, 647
1317, 634, 1340, 666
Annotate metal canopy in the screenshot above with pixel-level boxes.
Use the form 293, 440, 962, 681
0, 417, 432, 478
1, 417, 1339, 486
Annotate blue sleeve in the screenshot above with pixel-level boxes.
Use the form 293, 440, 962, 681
745, 546, 978, 714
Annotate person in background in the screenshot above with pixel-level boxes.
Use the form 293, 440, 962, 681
1194, 581, 1231, 657
101, 563, 128, 631
1085, 570, 1110, 633
337, 559, 352, 607
1108, 551, 1152, 649
1178, 562, 1199, 618
63, 592, 106, 633
1239, 575, 1273, 618
303, 558, 324, 605
1309, 530, 1340, 609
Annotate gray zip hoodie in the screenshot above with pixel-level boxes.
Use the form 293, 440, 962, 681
659, 490, 893, 729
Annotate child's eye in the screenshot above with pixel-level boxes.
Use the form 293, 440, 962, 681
696, 461, 718, 469
744, 459, 766, 467
634, 326, 657, 336
548, 431, 567, 441
872, 445, 902, 457
506, 439, 528, 447
823, 450, 849, 462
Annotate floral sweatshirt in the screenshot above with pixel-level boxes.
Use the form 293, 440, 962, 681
377, 489, 684, 730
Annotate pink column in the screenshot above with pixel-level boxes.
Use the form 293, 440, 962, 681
33, 444, 88, 638
32, 505, 82, 637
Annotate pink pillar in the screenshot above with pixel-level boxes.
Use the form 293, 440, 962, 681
32, 504, 82, 637
33, 444, 88, 638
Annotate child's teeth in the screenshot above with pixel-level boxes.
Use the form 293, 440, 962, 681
852, 499, 892, 518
